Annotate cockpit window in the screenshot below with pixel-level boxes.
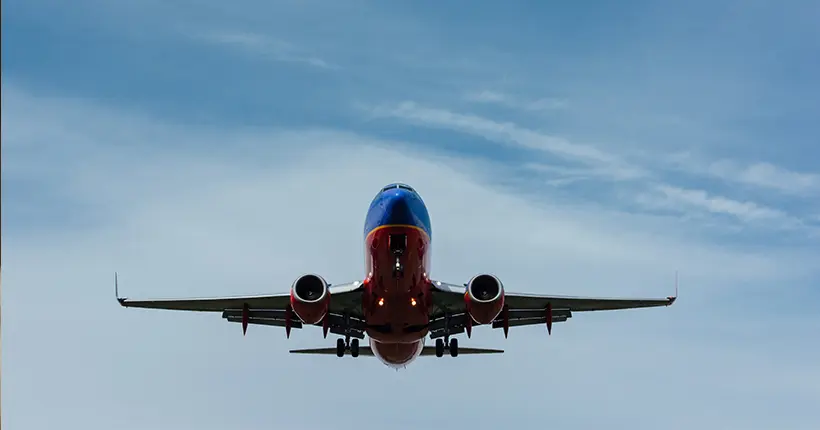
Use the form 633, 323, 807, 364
381, 183, 415, 193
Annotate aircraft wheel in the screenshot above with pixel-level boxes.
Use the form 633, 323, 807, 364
449, 338, 459, 357
336, 338, 345, 357
350, 338, 360, 357
435, 339, 444, 357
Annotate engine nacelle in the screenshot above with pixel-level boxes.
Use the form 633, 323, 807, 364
465, 274, 505, 324
290, 274, 330, 325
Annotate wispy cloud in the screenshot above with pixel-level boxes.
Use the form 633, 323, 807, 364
197, 31, 337, 69
665, 153, 820, 197
707, 160, 820, 196
367, 101, 818, 236
464, 90, 568, 112
369, 101, 646, 180
652, 185, 796, 223
523, 163, 616, 186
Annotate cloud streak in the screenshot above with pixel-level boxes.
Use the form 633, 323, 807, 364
464, 90, 568, 112
197, 31, 337, 69
366, 101, 819, 236
369, 101, 645, 179
706, 159, 820, 196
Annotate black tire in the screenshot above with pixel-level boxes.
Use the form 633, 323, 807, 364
449, 338, 459, 357
336, 338, 345, 357
350, 339, 360, 357
435, 339, 444, 357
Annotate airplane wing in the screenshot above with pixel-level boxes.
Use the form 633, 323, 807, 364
289, 346, 503, 356
114, 273, 367, 337
427, 279, 676, 338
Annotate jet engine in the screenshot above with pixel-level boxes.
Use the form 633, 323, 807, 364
465, 274, 505, 324
289, 274, 330, 325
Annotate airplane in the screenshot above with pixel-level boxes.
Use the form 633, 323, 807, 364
116, 182, 677, 369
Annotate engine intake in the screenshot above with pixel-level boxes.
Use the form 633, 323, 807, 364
290, 274, 330, 325
465, 274, 505, 325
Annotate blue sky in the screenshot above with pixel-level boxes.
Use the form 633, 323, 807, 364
2, 1, 820, 429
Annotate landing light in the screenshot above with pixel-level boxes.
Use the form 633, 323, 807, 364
378, 298, 385, 306
410, 298, 417, 307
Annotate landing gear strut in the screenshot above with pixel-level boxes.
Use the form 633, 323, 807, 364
434, 312, 459, 357
393, 257, 404, 279
390, 234, 406, 279
335, 312, 360, 357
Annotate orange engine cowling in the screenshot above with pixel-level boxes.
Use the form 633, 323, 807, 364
290, 274, 330, 325
465, 274, 505, 324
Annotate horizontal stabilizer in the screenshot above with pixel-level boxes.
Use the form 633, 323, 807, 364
289, 346, 503, 356
290, 347, 375, 356
419, 346, 503, 355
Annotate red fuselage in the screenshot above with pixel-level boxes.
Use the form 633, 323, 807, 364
360, 184, 433, 368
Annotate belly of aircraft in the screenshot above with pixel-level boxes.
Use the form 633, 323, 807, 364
364, 225, 431, 343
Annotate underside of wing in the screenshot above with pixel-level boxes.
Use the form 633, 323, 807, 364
223, 309, 367, 339
427, 308, 574, 339
429, 279, 676, 335
118, 293, 292, 312
502, 293, 677, 312
115, 273, 366, 336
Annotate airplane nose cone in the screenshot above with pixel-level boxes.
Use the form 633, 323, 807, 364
384, 191, 414, 225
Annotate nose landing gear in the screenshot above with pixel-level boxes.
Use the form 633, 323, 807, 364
393, 257, 404, 279
389, 233, 406, 279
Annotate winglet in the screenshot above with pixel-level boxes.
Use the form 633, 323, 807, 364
666, 270, 678, 305
114, 271, 126, 306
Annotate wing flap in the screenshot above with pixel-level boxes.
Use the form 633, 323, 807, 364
503, 308, 572, 319
427, 308, 573, 337
226, 316, 304, 329
222, 309, 289, 319
491, 315, 569, 329
428, 313, 469, 339
223, 312, 367, 339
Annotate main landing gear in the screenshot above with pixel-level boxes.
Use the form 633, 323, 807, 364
335, 312, 360, 357
435, 337, 458, 357
434, 312, 459, 357
336, 337, 360, 357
